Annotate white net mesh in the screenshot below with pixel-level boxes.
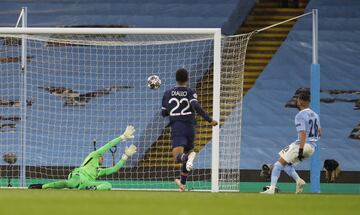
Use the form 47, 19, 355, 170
0, 37, 22, 188
0, 31, 251, 191
219, 33, 253, 191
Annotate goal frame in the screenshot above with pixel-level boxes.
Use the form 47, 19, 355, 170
0, 26, 222, 192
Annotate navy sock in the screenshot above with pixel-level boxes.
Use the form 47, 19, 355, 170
180, 163, 189, 185
175, 153, 188, 163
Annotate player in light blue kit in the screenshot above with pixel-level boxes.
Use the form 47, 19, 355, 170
261, 91, 322, 194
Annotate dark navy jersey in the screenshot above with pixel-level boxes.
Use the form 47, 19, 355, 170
161, 86, 212, 125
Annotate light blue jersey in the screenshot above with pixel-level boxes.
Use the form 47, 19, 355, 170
295, 108, 321, 145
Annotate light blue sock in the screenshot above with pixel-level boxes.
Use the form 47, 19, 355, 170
270, 161, 284, 187
283, 165, 300, 182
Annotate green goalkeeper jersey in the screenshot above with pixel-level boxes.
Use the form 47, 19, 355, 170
73, 136, 126, 181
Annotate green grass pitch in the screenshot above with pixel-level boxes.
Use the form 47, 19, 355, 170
0, 189, 359, 215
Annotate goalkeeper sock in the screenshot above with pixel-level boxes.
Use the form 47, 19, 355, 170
175, 153, 188, 164
180, 163, 189, 185
283, 165, 300, 181
270, 161, 284, 187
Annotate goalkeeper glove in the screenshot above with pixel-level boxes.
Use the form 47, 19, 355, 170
298, 148, 304, 161
121, 144, 137, 160
120, 125, 135, 141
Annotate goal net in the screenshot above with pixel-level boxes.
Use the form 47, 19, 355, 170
0, 29, 251, 191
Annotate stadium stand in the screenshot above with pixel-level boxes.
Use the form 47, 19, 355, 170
0, 0, 255, 35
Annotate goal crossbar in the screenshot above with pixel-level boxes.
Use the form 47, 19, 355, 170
0, 27, 221, 35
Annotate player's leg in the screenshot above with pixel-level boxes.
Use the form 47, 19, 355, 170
262, 143, 315, 194
172, 135, 190, 191
175, 162, 189, 192
171, 122, 192, 164
171, 136, 188, 163
79, 181, 112, 190
284, 143, 315, 193
180, 162, 189, 185
262, 157, 287, 194
185, 128, 196, 171
41, 180, 70, 189
176, 128, 196, 190
294, 143, 315, 193
29, 180, 73, 189
261, 143, 294, 194
283, 164, 305, 193
42, 172, 81, 189
283, 164, 300, 182
176, 146, 193, 191
282, 143, 301, 182
172, 143, 186, 191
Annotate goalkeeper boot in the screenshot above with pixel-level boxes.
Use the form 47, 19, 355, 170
260, 185, 275, 194
296, 178, 306, 194
186, 151, 196, 171
28, 184, 43, 189
175, 179, 186, 192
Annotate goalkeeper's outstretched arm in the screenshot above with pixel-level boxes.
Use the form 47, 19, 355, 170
94, 125, 135, 156
98, 144, 137, 176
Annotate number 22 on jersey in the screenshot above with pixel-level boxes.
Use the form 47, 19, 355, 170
169, 98, 192, 116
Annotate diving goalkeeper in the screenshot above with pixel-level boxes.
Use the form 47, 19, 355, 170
28, 125, 137, 190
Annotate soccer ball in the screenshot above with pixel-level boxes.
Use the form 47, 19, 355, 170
147, 75, 161, 90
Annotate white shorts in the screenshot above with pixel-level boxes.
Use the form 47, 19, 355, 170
278, 142, 315, 165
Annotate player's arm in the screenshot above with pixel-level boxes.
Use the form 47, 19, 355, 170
297, 130, 306, 161
190, 100, 211, 122
98, 144, 137, 176
189, 91, 218, 126
295, 115, 306, 161
94, 125, 135, 156
299, 131, 306, 149
161, 92, 169, 117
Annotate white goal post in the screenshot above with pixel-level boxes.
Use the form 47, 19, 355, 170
0, 24, 250, 192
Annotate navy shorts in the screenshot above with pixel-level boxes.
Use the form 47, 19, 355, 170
171, 122, 195, 152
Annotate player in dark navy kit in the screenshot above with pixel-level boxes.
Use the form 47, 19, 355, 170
161, 68, 218, 191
